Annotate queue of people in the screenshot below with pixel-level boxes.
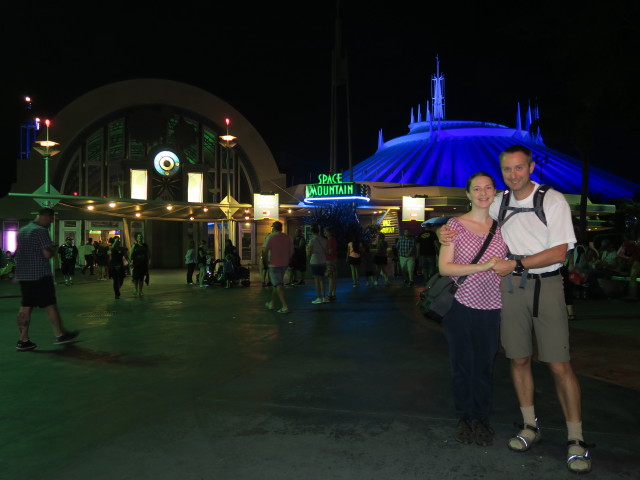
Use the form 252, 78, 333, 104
258, 226, 438, 296
12, 233, 154, 300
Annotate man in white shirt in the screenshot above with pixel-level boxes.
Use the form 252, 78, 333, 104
80, 238, 96, 275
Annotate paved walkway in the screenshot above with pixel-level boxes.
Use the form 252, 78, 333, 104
0, 269, 638, 479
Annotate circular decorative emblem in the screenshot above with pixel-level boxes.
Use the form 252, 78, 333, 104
153, 150, 181, 176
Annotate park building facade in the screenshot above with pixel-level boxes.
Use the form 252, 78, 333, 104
2, 68, 638, 270
1, 79, 287, 267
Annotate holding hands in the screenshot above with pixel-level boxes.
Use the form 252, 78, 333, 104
479, 257, 499, 272
491, 257, 514, 276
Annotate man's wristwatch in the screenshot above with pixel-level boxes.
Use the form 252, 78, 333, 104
514, 259, 526, 274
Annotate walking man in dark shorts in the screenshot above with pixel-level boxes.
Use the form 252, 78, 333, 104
263, 221, 294, 313
15, 208, 78, 351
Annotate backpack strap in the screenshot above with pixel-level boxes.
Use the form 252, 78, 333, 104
498, 184, 550, 227
533, 184, 550, 226
497, 188, 512, 226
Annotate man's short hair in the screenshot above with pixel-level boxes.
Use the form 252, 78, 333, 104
271, 221, 283, 232
500, 144, 533, 164
38, 207, 55, 216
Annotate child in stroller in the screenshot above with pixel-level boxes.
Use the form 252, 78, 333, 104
205, 256, 251, 287
0, 251, 15, 279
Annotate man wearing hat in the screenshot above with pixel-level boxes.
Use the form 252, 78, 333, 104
14, 208, 79, 351
263, 221, 294, 313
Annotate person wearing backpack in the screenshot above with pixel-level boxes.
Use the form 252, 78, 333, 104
129, 233, 150, 296
439, 145, 592, 474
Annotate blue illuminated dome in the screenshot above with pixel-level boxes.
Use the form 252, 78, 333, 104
343, 62, 640, 203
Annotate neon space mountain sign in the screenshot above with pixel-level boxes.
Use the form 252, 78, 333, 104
304, 173, 370, 203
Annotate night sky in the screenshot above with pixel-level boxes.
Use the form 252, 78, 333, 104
5, 2, 640, 187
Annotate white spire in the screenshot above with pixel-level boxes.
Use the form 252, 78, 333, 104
431, 56, 445, 120
377, 129, 384, 150
410, 107, 415, 124
525, 103, 532, 133
417, 103, 422, 122
516, 102, 522, 131
533, 103, 543, 143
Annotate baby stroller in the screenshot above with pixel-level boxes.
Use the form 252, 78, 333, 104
234, 264, 251, 287
205, 258, 251, 287
0, 257, 15, 279
202, 258, 224, 286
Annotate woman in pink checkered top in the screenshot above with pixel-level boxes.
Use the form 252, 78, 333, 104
438, 172, 508, 447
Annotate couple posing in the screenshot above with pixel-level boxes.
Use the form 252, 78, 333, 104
438, 144, 592, 474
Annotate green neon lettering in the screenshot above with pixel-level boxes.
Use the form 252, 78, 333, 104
306, 181, 359, 198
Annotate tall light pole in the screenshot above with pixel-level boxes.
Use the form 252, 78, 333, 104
220, 117, 237, 219
220, 118, 237, 253
32, 119, 61, 207
31, 119, 61, 277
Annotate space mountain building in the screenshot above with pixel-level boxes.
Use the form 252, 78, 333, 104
340, 63, 639, 206
286, 61, 637, 238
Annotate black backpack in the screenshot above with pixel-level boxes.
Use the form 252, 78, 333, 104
498, 184, 551, 227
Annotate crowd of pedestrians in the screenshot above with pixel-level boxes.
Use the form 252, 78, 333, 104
9, 142, 630, 478
8, 231, 157, 301
255, 221, 441, 311
16, 168, 635, 476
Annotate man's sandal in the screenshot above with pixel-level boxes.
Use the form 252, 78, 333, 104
567, 439, 594, 474
508, 422, 541, 452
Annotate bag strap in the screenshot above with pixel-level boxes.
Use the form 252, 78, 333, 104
454, 219, 498, 288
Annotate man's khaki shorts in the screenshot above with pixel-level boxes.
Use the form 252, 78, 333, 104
500, 273, 570, 363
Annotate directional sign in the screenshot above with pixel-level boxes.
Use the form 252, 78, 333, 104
220, 195, 240, 219
33, 183, 61, 208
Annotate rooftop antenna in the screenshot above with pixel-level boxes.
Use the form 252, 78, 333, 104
329, 0, 352, 178
431, 56, 445, 121
525, 101, 533, 134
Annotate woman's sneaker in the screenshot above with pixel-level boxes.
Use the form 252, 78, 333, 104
473, 418, 495, 446
454, 418, 474, 444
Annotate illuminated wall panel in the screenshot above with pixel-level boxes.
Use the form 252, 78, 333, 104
187, 172, 203, 203
130, 169, 148, 200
